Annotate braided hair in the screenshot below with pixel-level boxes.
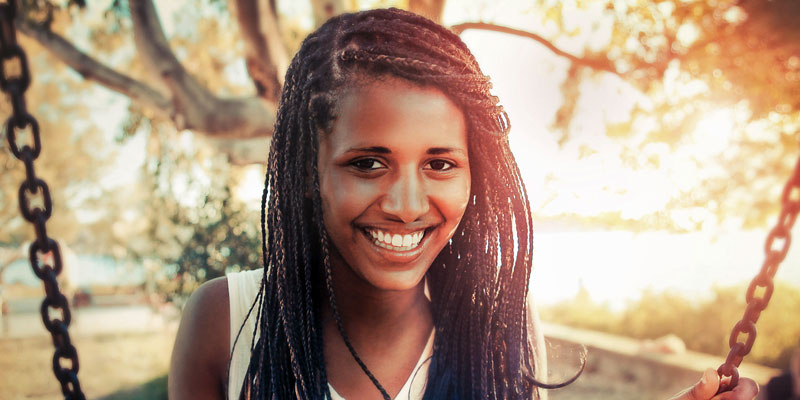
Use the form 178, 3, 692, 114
238, 8, 540, 399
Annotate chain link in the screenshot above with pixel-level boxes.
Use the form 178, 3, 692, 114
0, 3, 85, 399
716, 154, 800, 394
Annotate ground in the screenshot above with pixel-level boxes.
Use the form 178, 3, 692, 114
0, 329, 174, 400
0, 329, 696, 400
1, 313, 775, 399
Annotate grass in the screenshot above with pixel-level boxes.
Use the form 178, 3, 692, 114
1, 329, 175, 400
100, 374, 168, 400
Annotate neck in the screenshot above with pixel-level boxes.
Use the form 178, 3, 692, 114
322, 252, 432, 342
320, 250, 435, 398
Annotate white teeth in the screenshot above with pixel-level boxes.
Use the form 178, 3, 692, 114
366, 228, 426, 251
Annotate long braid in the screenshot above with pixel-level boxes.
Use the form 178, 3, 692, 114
237, 7, 549, 399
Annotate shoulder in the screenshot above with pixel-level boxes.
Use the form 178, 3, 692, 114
168, 277, 230, 400
180, 277, 230, 344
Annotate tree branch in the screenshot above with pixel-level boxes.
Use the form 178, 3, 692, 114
310, 0, 353, 28
17, 18, 173, 117
202, 136, 271, 165
409, 0, 446, 24
129, 0, 276, 138
450, 22, 619, 75
229, 0, 288, 100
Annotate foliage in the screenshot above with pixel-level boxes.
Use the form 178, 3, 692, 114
540, 281, 800, 369
532, 0, 800, 125
143, 179, 261, 303
524, 0, 800, 230
116, 126, 262, 303
537, 284, 619, 333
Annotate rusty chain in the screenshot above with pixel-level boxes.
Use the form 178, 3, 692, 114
0, 2, 85, 399
716, 154, 800, 394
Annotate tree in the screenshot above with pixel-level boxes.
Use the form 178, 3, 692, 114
8, 0, 798, 232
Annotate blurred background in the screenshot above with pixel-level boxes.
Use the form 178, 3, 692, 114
1, 0, 799, 399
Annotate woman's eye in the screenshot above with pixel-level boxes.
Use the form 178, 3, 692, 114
351, 158, 384, 171
427, 159, 455, 171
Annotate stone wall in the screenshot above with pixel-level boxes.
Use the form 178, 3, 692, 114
541, 323, 780, 400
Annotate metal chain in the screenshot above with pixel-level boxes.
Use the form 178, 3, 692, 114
716, 153, 800, 394
0, 2, 86, 399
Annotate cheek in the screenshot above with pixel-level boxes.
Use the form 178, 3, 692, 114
320, 170, 378, 227
436, 174, 471, 229
319, 170, 345, 235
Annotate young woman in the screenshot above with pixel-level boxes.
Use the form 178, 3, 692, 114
169, 8, 759, 400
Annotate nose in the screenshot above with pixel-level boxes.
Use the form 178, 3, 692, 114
380, 168, 430, 223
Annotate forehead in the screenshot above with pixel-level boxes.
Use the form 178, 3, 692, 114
325, 78, 468, 154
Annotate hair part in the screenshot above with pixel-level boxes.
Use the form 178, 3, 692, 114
238, 8, 539, 399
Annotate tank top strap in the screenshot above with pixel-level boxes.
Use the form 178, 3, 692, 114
227, 268, 265, 400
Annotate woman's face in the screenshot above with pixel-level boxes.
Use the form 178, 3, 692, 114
317, 77, 470, 292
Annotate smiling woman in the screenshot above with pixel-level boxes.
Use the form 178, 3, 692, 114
167, 7, 758, 400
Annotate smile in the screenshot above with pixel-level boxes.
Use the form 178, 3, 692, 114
363, 228, 427, 252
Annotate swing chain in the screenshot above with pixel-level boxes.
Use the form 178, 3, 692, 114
0, 2, 86, 399
716, 154, 800, 394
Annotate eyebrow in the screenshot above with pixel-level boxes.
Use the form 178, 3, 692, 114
344, 146, 467, 156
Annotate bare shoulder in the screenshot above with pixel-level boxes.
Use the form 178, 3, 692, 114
168, 277, 230, 400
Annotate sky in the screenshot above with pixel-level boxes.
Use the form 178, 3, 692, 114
15, 0, 796, 307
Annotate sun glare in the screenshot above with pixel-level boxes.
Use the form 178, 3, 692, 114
691, 109, 735, 156
234, 164, 266, 207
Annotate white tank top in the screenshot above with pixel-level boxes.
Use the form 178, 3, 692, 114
226, 268, 546, 400
226, 268, 433, 399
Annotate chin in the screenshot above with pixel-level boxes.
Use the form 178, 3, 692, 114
359, 266, 429, 292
